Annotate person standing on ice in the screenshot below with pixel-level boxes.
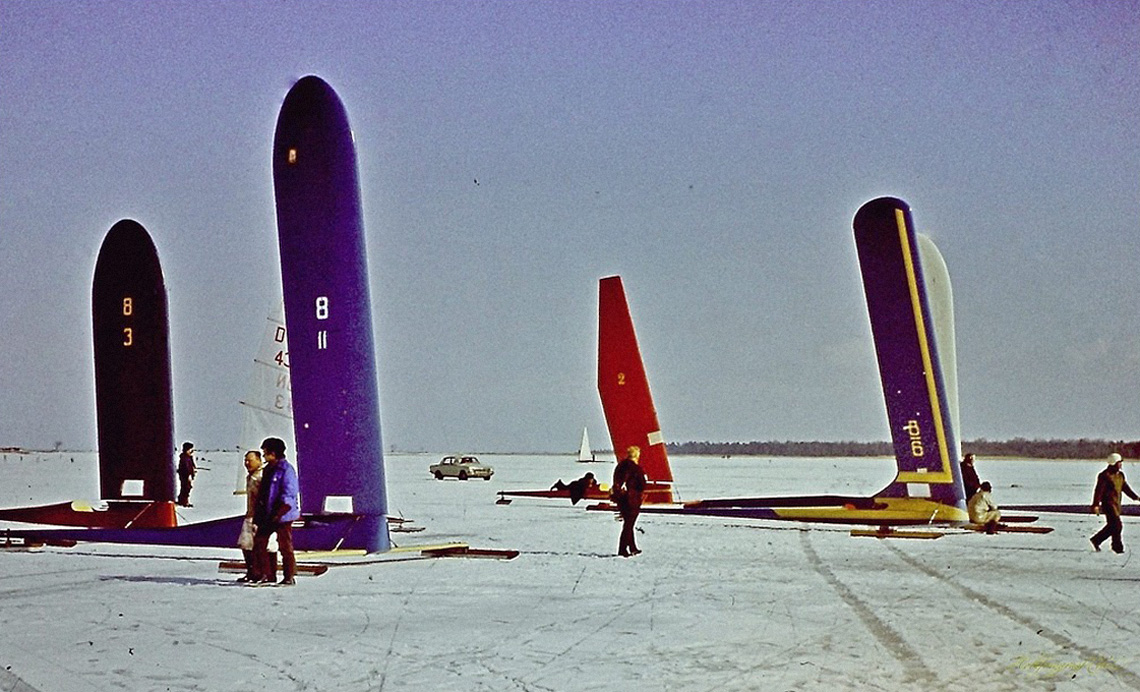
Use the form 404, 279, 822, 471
177, 442, 197, 507
612, 445, 646, 557
960, 453, 981, 500
1090, 453, 1138, 554
253, 437, 300, 585
967, 481, 1001, 534
236, 450, 268, 583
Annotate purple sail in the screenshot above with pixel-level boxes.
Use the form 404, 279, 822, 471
272, 75, 389, 552
853, 197, 965, 508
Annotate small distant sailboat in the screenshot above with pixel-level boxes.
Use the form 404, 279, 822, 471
576, 427, 596, 462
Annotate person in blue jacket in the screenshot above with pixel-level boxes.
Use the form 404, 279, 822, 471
252, 437, 300, 586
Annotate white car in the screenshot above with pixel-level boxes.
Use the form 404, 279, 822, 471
430, 455, 494, 481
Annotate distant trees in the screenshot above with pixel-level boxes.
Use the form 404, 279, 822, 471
666, 438, 1140, 460
668, 440, 891, 457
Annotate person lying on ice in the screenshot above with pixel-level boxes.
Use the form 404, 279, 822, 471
549, 472, 598, 504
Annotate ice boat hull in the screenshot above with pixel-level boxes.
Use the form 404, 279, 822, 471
0, 500, 176, 529
3, 513, 385, 551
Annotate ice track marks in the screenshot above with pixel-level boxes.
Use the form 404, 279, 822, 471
800, 531, 938, 685
883, 542, 1140, 690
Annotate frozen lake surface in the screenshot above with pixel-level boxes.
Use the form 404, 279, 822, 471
2, 451, 1139, 691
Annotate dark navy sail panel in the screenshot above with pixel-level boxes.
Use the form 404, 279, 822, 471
92, 220, 176, 503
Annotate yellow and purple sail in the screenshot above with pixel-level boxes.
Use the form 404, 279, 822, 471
272, 75, 389, 553
850, 196, 967, 515
643, 197, 969, 525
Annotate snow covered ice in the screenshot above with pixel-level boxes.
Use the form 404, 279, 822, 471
2, 451, 1138, 691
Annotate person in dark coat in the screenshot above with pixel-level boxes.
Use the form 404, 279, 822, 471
550, 472, 598, 505
960, 453, 980, 500
177, 442, 196, 507
252, 437, 301, 585
1091, 453, 1138, 554
611, 445, 646, 557
568, 472, 597, 505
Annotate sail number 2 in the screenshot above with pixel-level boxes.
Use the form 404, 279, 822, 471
617, 372, 626, 385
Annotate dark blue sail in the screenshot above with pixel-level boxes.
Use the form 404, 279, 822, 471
92, 220, 178, 507
272, 75, 389, 552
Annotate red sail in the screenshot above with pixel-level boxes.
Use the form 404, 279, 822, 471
598, 276, 674, 503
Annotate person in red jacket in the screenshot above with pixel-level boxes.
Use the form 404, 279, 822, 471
1091, 453, 1138, 554
611, 446, 646, 557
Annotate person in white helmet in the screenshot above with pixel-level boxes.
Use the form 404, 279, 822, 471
1091, 453, 1138, 553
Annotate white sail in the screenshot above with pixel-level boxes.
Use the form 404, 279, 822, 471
234, 301, 295, 493
917, 234, 959, 443
576, 427, 594, 462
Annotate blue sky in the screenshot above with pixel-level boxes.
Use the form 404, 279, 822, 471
1, 1, 1137, 452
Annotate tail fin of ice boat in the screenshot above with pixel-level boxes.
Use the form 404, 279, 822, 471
597, 276, 674, 504
853, 197, 967, 518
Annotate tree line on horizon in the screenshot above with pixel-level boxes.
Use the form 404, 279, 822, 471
666, 438, 1140, 460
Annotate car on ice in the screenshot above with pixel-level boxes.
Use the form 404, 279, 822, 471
429, 455, 494, 481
